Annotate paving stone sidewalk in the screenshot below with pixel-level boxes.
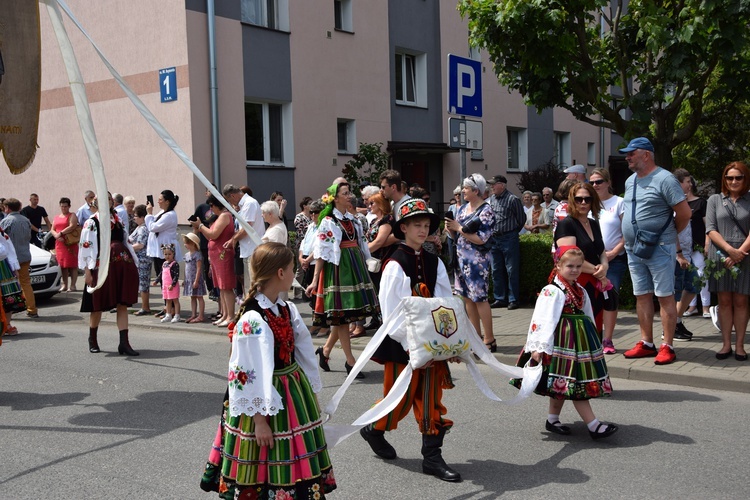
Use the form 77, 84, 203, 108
114, 288, 750, 394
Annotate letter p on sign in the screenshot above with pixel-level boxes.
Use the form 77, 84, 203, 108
447, 54, 482, 118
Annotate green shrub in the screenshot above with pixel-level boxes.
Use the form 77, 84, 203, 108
519, 232, 555, 303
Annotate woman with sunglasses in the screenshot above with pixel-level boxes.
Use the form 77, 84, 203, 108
589, 168, 625, 354
554, 182, 608, 335
706, 161, 750, 361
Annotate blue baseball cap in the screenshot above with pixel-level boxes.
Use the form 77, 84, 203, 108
619, 137, 654, 153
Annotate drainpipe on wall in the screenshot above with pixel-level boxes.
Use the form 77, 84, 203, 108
207, 0, 221, 188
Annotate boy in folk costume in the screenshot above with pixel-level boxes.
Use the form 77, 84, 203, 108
359, 198, 462, 482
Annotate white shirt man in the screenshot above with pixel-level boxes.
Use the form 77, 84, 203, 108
222, 184, 265, 286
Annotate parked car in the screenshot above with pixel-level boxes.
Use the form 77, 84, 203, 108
29, 244, 62, 299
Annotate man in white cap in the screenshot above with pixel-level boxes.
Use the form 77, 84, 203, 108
563, 164, 587, 182
618, 137, 691, 366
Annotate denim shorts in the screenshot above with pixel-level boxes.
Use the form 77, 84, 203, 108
606, 253, 628, 291
674, 262, 697, 301
626, 243, 676, 297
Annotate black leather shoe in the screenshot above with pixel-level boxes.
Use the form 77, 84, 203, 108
316, 347, 330, 372
507, 302, 519, 310
589, 422, 618, 440
490, 300, 508, 309
345, 362, 365, 379
715, 349, 733, 360
735, 353, 748, 361
360, 426, 397, 459
545, 420, 571, 435
422, 460, 462, 482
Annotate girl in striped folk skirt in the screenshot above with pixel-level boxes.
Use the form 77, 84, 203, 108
201, 243, 336, 499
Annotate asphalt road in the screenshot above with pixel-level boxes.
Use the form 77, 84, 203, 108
1, 296, 746, 499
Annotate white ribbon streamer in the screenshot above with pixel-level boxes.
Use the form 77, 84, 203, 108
46, 0, 262, 247
44, 0, 111, 293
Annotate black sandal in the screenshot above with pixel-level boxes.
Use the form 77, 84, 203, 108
485, 339, 497, 353
589, 422, 619, 440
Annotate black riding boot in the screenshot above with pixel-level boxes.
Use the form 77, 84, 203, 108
421, 427, 461, 482
88, 327, 100, 353
360, 424, 397, 459
117, 329, 139, 356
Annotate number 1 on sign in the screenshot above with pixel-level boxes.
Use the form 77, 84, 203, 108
162, 75, 170, 96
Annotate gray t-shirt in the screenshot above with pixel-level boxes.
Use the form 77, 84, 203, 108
622, 167, 685, 247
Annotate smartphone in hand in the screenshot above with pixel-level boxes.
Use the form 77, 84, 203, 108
188, 214, 197, 222
146, 194, 154, 206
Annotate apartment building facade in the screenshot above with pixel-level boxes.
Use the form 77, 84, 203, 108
1, 0, 619, 221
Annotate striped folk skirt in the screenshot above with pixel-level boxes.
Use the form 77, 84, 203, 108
0, 258, 26, 314
312, 240, 379, 327
512, 313, 613, 400
200, 363, 336, 500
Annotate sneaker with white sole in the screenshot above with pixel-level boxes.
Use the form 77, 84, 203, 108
602, 338, 616, 354
160, 314, 173, 323
170, 315, 181, 323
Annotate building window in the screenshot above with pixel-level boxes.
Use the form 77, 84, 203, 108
245, 102, 284, 164
337, 119, 355, 154
395, 50, 427, 107
507, 127, 528, 171
241, 0, 289, 31
554, 131, 571, 168
587, 142, 597, 166
334, 0, 352, 32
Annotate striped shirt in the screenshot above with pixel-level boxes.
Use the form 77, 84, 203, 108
488, 190, 526, 235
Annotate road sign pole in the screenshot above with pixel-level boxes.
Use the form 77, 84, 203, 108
459, 147, 467, 187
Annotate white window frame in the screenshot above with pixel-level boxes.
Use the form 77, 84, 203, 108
587, 142, 597, 166
507, 127, 528, 172
334, 0, 353, 32
245, 101, 291, 166
554, 131, 571, 168
241, 0, 289, 31
395, 49, 427, 108
337, 119, 356, 154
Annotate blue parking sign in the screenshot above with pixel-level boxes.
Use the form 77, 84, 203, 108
159, 67, 177, 103
447, 54, 481, 117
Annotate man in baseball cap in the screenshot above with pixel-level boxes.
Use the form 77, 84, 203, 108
618, 137, 655, 153
487, 175, 508, 185
563, 164, 587, 182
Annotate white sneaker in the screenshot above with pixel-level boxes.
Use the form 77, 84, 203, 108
160, 314, 173, 323
709, 306, 720, 331
170, 314, 181, 323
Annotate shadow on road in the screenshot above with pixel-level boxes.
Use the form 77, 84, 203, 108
612, 388, 721, 403
0, 391, 90, 411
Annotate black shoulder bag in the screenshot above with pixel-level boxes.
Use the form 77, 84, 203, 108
630, 180, 673, 259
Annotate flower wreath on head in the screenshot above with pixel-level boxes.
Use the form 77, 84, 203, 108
318, 182, 345, 221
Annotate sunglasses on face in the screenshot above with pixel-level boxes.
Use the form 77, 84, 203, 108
725, 175, 745, 182
589, 179, 606, 185
574, 196, 593, 204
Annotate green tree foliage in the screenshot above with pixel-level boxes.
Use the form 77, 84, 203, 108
341, 142, 390, 196
459, 0, 750, 169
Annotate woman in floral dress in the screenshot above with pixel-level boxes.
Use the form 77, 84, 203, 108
444, 173, 497, 351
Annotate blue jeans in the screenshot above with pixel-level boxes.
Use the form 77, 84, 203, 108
490, 232, 520, 303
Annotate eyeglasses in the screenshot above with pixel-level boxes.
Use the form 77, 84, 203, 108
589, 179, 606, 185
543, 193, 552, 197
725, 175, 745, 182
574, 196, 593, 204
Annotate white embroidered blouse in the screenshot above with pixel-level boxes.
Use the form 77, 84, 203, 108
312, 207, 371, 266
228, 292, 322, 418
78, 213, 138, 270
523, 277, 595, 355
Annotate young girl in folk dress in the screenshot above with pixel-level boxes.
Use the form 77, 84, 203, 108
160, 244, 181, 323
200, 242, 336, 499
513, 246, 618, 440
183, 233, 206, 323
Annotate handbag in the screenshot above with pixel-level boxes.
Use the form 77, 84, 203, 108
630, 180, 672, 259
366, 257, 382, 273
460, 203, 493, 251
64, 225, 82, 246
